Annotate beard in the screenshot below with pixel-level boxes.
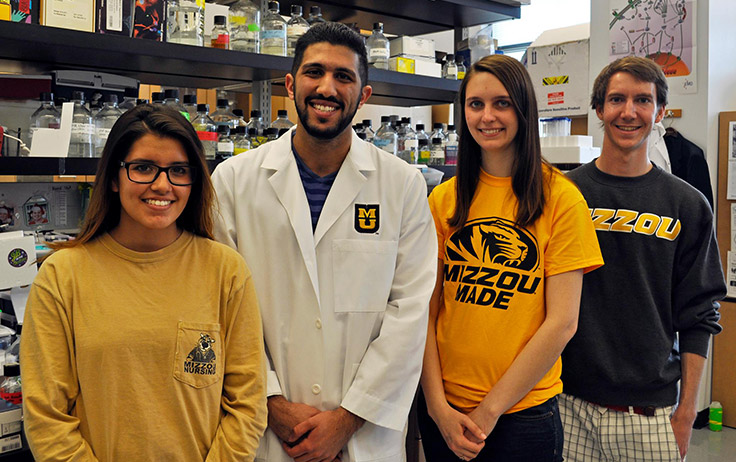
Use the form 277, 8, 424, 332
294, 91, 360, 140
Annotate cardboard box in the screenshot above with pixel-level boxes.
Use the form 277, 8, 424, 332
0, 434, 21, 454
394, 56, 441, 78
0, 406, 21, 438
97, 0, 133, 36
42, 0, 95, 32
133, 0, 164, 41
524, 24, 589, 117
1, 0, 39, 23
388, 56, 414, 74
390, 36, 435, 60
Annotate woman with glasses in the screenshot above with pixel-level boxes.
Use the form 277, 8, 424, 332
21, 104, 267, 461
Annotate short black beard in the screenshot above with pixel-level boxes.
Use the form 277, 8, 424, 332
295, 92, 360, 140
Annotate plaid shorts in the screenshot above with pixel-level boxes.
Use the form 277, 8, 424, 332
559, 393, 680, 461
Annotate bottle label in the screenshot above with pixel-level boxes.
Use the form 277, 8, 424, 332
217, 142, 234, 151
212, 34, 230, 48
431, 148, 445, 160
369, 48, 389, 59
71, 123, 94, 136
0, 391, 21, 405
418, 149, 431, 164
96, 127, 112, 141
231, 16, 247, 26
288, 24, 309, 36
233, 147, 249, 155
458, 71, 466, 79
261, 29, 286, 39
248, 23, 260, 32
197, 131, 218, 141
445, 144, 458, 165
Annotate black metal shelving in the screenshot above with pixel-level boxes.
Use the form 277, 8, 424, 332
0, 0, 522, 175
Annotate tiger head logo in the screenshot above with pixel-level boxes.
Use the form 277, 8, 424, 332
446, 217, 539, 271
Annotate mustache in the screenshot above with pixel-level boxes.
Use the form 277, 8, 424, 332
305, 94, 344, 109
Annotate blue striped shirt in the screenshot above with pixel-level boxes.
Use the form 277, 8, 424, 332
293, 145, 338, 231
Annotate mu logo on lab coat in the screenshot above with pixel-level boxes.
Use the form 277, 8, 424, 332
354, 204, 380, 233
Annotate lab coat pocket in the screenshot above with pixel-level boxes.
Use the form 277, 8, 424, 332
333, 239, 398, 312
173, 321, 223, 388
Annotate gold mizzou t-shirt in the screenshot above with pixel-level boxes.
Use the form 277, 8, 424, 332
428, 166, 602, 414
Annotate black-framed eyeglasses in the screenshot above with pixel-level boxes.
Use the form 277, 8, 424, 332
120, 161, 197, 186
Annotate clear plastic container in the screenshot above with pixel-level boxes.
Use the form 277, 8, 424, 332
94, 94, 123, 157
307, 6, 326, 26
261, 1, 286, 56
286, 4, 309, 57
69, 91, 95, 158
366, 23, 389, 70
539, 117, 572, 137
372, 116, 397, 155
166, 0, 204, 46
28, 92, 61, 148
210, 99, 238, 129
229, 0, 260, 53
192, 103, 217, 159
469, 24, 494, 65
270, 110, 294, 130
210, 15, 230, 49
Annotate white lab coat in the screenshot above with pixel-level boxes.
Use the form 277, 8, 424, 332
648, 121, 672, 173
212, 128, 437, 462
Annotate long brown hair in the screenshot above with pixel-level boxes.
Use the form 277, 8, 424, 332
449, 54, 548, 230
56, 104, 215, 249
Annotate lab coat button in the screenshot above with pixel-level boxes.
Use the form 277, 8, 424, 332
315, 319, 322, 329
312, 384, 321, 395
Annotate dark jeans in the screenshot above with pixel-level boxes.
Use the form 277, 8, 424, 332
417, 388, 563, 462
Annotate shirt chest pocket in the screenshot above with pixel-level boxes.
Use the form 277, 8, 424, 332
332, 239, 398, 312
173, 321, 223, 388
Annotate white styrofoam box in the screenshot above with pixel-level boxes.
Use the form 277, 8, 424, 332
526, 24, 589, 117
542, 146, 600, 164
540, 135, 593, 148
0, 231, 37, 290
390, 36, 435, 59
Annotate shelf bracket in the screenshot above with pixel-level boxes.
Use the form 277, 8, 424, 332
252, 80, 272, 126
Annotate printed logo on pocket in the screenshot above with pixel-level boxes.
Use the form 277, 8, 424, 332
184, 333, 217, 375
355, 204, 380, 233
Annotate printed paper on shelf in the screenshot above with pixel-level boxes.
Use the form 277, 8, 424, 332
107, 0, 123, 31
728, 251, 736, 299
43, 0, 95, 32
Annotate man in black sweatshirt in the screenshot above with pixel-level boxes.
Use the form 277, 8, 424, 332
561, 56, 725, 462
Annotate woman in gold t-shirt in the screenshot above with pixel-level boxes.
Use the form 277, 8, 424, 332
21, 104, 266, 461
418, 55, 603, 461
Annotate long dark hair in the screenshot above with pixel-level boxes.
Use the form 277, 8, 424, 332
449, 54, 548, 230
56, 104, 215, 248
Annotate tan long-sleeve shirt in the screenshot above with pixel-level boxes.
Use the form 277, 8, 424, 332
21, 232, 267, 461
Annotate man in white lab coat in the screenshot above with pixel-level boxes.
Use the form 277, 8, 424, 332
212, 22, 437, 462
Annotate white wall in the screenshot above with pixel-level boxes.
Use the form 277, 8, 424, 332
589, 0, 736, 411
